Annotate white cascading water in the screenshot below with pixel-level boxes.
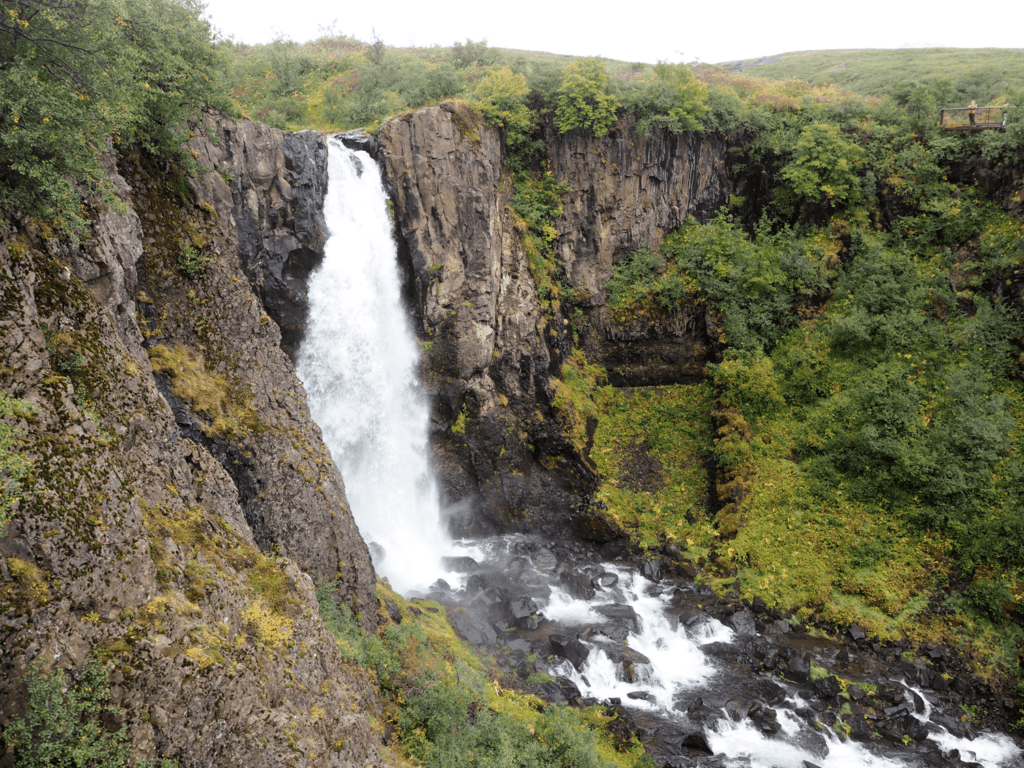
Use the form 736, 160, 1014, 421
296, 138, 458, 594
536, 564, 1022, 768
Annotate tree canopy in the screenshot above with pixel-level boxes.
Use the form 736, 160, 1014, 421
0, 0, 227, 231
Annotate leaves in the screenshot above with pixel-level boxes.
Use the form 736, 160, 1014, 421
554, 58, 619, 137
0, 0, 227, 232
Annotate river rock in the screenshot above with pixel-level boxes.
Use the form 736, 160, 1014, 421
786, 651, 812, 683
595, 603, 642, 634
549, 633, 591, 671
599, 642, 653, 683
535, 677, 582, 706
725, 608, 756, 636
441, 555, 480, 572
560, 569, 597, 600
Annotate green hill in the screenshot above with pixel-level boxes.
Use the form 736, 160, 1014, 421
717, 48, 1024, 103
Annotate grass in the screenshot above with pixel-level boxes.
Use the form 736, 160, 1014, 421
312, 580, 652, 768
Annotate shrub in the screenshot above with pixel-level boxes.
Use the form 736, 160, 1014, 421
241, 597, 293, 650
474, 67, 533, 149
0, 392, 34, 531
554, 59, 620, 137
3, 659, 130, 767
781, 122, 866, 209
177, 240, 215, 277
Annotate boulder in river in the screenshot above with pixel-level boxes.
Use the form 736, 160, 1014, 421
725, 608, 756, 636
549, 633, 590, 671
595, 603, 642, 633
598, 641, 653, 683
441, 555, 479, 572
559, 569, 597, 600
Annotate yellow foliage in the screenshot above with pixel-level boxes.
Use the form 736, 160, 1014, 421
147, 344, 261, 439
4, 557, 49, 607
242, 597, 294, 651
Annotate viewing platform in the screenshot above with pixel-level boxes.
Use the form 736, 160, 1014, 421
940, 106, 1013, 130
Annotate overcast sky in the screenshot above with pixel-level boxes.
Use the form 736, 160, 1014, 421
201, 0, 1021, 64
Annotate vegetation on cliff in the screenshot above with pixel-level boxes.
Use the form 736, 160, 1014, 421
0, 0, 231, 232
590, 56, 1024, 708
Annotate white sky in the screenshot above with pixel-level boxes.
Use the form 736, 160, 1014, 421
201, 0, 1021, 65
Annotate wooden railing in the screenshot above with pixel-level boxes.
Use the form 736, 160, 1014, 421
940, 106, 1009, 130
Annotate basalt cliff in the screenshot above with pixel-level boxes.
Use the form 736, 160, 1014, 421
375, 104, 727, 538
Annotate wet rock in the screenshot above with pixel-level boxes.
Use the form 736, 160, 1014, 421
725, 697, 755, 721
626, 691, 655, 701
754, 679, 788, 706
847, 623, 867, 641
765, 619, 790, 635
592, 571, 619, 589
641, 559, 665, 581
368, 541, 386, 566
508, 556, 530, 581
599, 642, 653, 683
533, 547, 559, 571
536, 677, 582, 706
549, 633, 590, 671
679, 731, 715, 755
786, 651, 812, 683
559, 569, 596, 600
813, 675, 841, 699
441, 555, 479, 572
726, 609, 756, 636
661, 542, 684, 561
600, 541, 629, 560
848, 684, 867, 702
449, 610, 498, 647
752, 706, 779, 734
595, 603, 642, 633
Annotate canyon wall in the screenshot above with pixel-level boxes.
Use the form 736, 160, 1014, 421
376, 105, 727, 536
0, 102, 729, 765
0, 114, 382, 767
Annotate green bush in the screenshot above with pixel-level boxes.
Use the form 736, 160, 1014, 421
620, 63, 709, 134
4, 660, 131, 767
554, 59, 619, 137
0, 0, 228, 233
474, 67, 533, 149
177, 240, 215, 277
0, 393, 34, 532
781, 122, 866, 210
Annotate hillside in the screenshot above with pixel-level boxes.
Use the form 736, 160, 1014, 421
717, 47, 1024, 102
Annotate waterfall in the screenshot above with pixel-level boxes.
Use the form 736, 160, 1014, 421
296, 138, 454, 594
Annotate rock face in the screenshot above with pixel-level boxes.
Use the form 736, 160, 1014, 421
0, 113, 382, 767
224, 121, 330, 362
377, 104, 727, 534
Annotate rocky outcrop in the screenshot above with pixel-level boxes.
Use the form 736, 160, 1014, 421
132, 112, 376, 629
377, 105, 727, 534
220, 120, 330, 362
0, 114, 383, 767
544, 117, 727, 385
379, 103, 587, 536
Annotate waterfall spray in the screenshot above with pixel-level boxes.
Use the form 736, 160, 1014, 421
296, 138, 453, 594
